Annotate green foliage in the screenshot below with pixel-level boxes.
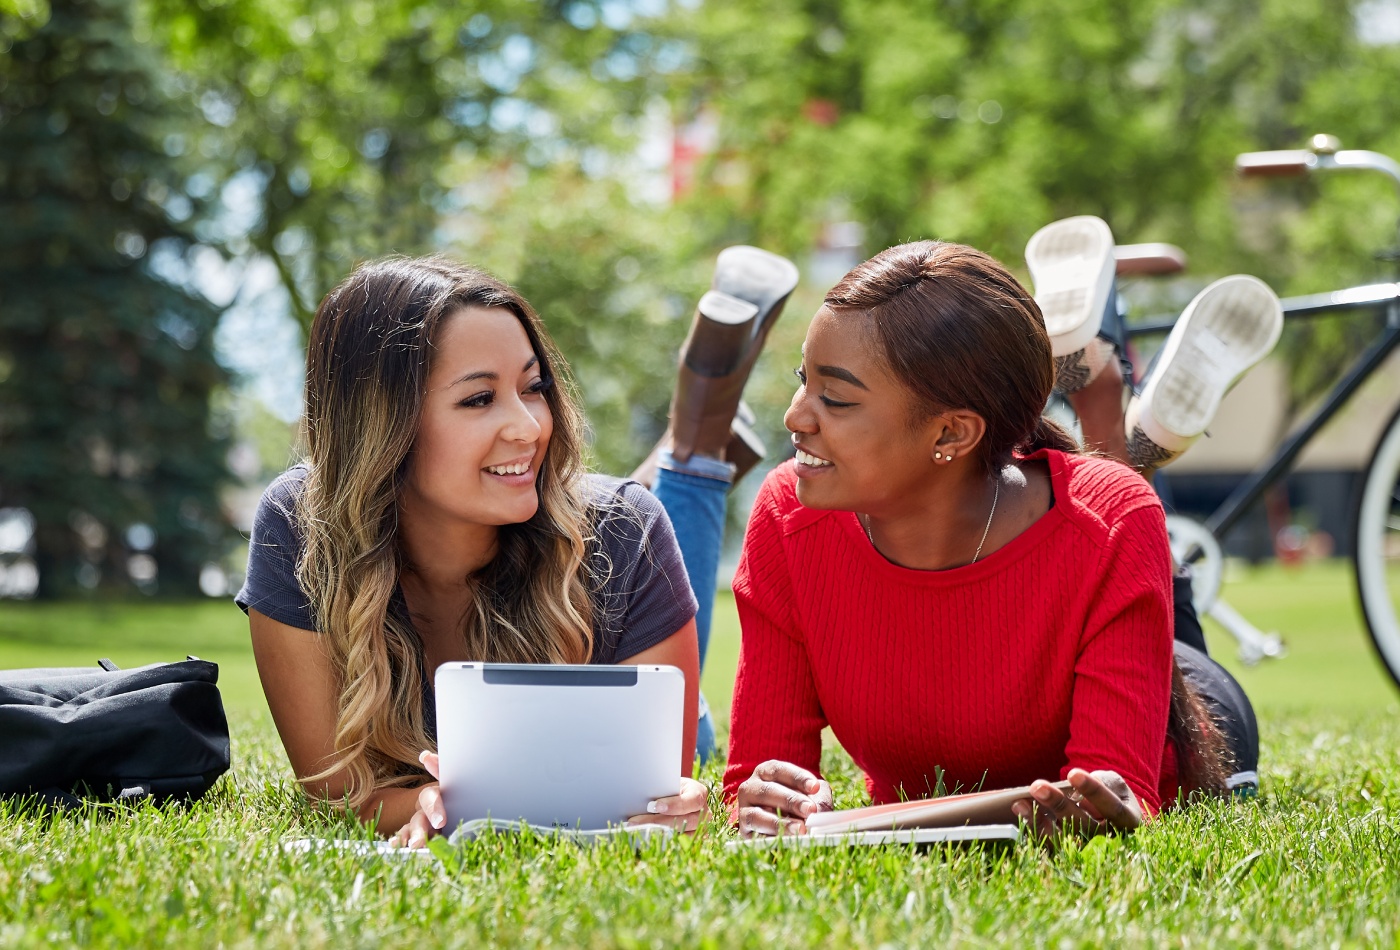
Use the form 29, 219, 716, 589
0, 0, 233, 597
666, 0, 1400, 417
0, 0, 47, 31
11, 0, 1397, 554
666, 0, 1398, 270
138, 0, 704, 471
140, 0, 467, 326
139, 0, 1400, 469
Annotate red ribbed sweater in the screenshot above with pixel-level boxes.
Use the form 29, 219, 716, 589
722, 449, 1177, 815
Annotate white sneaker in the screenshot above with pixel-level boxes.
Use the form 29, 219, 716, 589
1025, 215, 1118, 392
1126, 275, 1283, 470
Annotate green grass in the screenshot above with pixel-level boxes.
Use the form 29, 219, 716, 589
1200, 560, 1400, 714
2, 561, 1400, 947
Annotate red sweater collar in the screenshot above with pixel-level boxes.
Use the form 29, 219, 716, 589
785, 448, 1073, 586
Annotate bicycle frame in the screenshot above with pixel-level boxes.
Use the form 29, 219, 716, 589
1125, 283, 1400, 547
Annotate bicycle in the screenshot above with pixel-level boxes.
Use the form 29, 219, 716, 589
1114, 134, 1400, 689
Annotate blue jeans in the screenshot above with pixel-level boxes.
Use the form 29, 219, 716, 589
650, 449, 731, 766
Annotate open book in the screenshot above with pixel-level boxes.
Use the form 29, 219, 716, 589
802, 780, 1071, 835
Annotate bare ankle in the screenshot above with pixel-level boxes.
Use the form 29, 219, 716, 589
1067, 357, 1129, 464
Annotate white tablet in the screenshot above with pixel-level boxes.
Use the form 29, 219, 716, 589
435, 663, 684, 831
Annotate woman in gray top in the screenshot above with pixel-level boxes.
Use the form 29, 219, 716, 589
237, 255, 788, 845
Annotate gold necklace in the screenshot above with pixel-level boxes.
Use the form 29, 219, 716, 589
861, 476, 1002, 564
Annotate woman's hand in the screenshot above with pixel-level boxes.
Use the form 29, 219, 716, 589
735, 760, 834, 837
387, 751, 446, 849
1011, 767, 1143, 839
627, 777, 710, 834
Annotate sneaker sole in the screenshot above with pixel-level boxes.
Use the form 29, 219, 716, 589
1136, 275, 1283, 446
1025, 215, 1116, 358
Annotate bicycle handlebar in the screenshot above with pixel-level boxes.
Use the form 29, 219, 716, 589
1236, 150, 1314, 177
1323, 150, 1400, 193
1236, 138, 1400, 197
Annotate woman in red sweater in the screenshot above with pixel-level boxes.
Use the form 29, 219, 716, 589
725, 239, 1254, 838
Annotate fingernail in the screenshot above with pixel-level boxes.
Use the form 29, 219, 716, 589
800, 800, 814, 816
646, 800, 665, 814
1033, 788, 1051, 802
806, 780, 820, 793
431, 810, 445, 829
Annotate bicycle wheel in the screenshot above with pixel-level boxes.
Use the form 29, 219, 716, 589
1353, 402, 1400, 690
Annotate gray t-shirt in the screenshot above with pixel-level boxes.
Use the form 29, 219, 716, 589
236, 466, 697, 735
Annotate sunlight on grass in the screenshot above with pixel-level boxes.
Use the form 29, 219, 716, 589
1201, 560, 1399, 716
3, 561, 1399, 946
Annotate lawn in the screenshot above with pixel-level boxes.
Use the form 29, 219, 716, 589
2, 561, 1399, 947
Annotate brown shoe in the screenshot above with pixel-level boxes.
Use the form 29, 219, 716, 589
632, 247, 799, 487
669, 246, 799, 458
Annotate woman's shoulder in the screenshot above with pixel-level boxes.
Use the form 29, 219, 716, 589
577, 473, 676, 556
1047, 450, 1163, 538
258, 463, 311, 516
247, 464, 313, 552
580, 472, 663, 522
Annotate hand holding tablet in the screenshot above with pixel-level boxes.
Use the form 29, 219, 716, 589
386, 751, 446, 850
390, 663, 698, 848
388, 751, 708, 848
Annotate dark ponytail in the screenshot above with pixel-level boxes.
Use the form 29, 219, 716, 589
826, 240, 1232, 798
1168, 664, 1233, 795
1021, 415, 1081, 457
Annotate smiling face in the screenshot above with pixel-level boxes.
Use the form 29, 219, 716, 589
401, 304, 554, 528
784, 306, 951, 515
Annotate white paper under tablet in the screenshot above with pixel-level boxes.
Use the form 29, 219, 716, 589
281, 838, 436, 860
730, 824, 1021, 850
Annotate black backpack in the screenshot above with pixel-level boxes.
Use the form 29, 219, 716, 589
0, 657, 231, 807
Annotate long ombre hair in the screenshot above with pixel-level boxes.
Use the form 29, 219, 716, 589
825, 241, 1232, 795
296, 257, 595, 808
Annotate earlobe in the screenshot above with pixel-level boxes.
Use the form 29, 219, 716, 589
928, 419, 955, 464
934, 410, 987, 463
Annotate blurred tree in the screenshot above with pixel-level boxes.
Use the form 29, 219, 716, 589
141, 0, 710, 472
120, 0, 1400, 482
143, 0, 668, 321
0, 0, 232, 597
665, 0, 1399, 271
0, 0, 44, 29
664, 0, 1400, 417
